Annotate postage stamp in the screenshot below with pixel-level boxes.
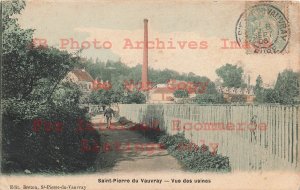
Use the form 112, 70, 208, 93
235, 2, 290, 54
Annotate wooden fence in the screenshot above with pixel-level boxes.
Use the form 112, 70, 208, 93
118, 104, 299, 171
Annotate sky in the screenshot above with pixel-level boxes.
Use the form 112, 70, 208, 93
17, 0, 300, 85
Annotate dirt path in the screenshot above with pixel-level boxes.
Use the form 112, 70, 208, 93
90, 114, 183, 173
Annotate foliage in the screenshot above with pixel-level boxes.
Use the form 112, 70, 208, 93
2, 77, 100, 173
52, 82, 82, 106
83, 57, 210, 105
254, 75, 263, 93
89, 89, 112, 105
3, 46, 80, 101
83, 60, 209, 89
1, 0, 99, 173
3, 1, 82, 102
195, 82, 225, 104
89, 87, 146, 105
122, 90, 146, 104
273, 70, 300, 104
2, 0, 32, 55
230, 95, 247, 103
254, 70, 300, 104
174, 90, 189, 98
254, 75, 264, 103
131, 122, 231, 172
216, 64, 246, 88
159, 134, 231, 172
195, 94, 224, 104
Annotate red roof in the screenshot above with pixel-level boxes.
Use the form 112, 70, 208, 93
72, 69, 94, 82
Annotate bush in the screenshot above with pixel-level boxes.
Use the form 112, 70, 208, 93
121, 119, 231, 172
2, 93, 100, 173
159, 133, 231, 172
195, 93, 225, 104
123, 120, 231, 172
174, 90, 189, 98
230, 95, 246, 103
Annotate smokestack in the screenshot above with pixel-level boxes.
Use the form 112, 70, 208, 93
142, 19, 148, 91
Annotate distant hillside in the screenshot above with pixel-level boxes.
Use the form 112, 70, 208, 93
82, 58, 210, 89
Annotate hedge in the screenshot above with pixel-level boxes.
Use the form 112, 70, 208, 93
131, 123, 231, 172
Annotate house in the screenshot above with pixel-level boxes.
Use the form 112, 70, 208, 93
147, 79, 203, 103
64, 69, 94, 93
148, 87, 175, 103
63, 68, 94, 103
147, 79, 211, 103
236, 88, 243, 95
229, 87, 236, 94
215, 85, 255, 104
243, 88, 254, 95
222, 87, 229, 94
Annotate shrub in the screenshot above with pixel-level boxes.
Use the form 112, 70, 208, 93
195, 93, 225, 104
2, 93, 100, 173
174, 90, 189, 98
159, 133, 231, 172
230, 94, 247, 103
121, 119, 231, 172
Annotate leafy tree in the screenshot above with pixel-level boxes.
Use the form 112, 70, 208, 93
174, 90, 189, 98
84, 61, 210, 91
89, 89, 112, 105
273, 70, 300, 104
253, 70, 300, 104
254, 75, 263, 92
52, 82, 82, 106
216, 64, 245, 88
195, 82, 224, 104
122, 90, 146, 104
2, 0, 31, 55
262, 89, 278, 103
2, 1, 99, 173
2, 0, 80, 102
5, 47, 79, 101
254, 75, 264, 103
110, 84, 124, 103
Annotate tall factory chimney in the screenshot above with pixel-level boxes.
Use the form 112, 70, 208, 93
141, 19, 148, 91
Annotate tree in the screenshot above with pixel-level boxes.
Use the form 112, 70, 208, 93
2, 0, 81, 101
195, 82, 224, 104
253, 70, 300, 104
174, 90, 189, 98
254, 75, 263, 92
110, 84, 125, 104
52, 82, 82, 106
262, 89, 278, 103
254, 75, 264, 103
122, 90, 146, 104
2, 1, 100, 173
89, 89, 112, 105
2, 0, 31, 55
273, 70, 300, 104
216, 64, 245, 88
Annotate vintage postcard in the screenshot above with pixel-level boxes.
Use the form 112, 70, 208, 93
0, 0, 300, 189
